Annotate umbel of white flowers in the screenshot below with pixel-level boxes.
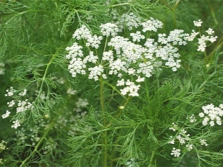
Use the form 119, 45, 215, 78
65, 13, 217, 97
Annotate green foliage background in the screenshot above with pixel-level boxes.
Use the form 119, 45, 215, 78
0, 0, 223, 167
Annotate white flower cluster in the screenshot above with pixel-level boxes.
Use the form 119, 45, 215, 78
75, 98, 89, 108
67, 88, 77, 95
2, 110, 10, 119
168, 123, 192, 154
168, 122, 209, 158
118, 79, 140, 97
197, 33, 217, 52
5, 87, 16, 97
0, 140, 7, 152
189, 19, 217, 52
199, 103, 223, 126
100, 23, 119, 37
187, 114, 197, 123
72, 25, 102, 49
2, 87, 33, 129
11, 120, 21, 129
65, 14, 217, 97
141, 17, 163, 32
125, 158, 139, 167
0, 62, 5, 75
16, 99, 33, 113
116, 12, 141, 30
193, 19, 202, 27
170, 147, 181, 157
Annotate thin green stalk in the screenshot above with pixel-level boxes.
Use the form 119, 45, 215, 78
206, 0, 218, 25
37, 50, 59, 99
104, 81, 125, 98
100, 77, 108, 167
148, 151, 155, 167
111, 3, 130, 7
173, 0, 181, 10
75, 10, 82, 24
116, 96, 131, 118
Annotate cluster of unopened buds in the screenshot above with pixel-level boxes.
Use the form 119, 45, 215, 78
65, 13, 217, 97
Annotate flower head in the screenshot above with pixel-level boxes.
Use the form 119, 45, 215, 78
193, 19, 202, 27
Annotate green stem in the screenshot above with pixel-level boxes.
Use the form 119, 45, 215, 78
100, 77, 108, 167
116, 96, 131, 118
173, 0, 181, 10
206, 0, 218, 25
148, 151, 155, 167
104, 81, 125, 98
75, 10, 82, 24
37, 50, 58, 99
111, 3, 130, 7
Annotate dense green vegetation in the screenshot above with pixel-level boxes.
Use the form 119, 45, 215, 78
0, 0, 223, 166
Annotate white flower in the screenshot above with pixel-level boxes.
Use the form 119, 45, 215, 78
209, 120, 215, 126
199, 104, 223, 126
116, 12, 141, 31
83, 51, 98, 64
142, 17, 163, 32
168, 136, 175, 144
199, 112, 204, 117
72, 25, 92, 40
5, 87, 16, 97
11, 120, 21, 129
100, 23, 119, 37
176, 135, 186, 145
171, 147, 181, 157
88, 65, 104, 81
137, 62, 153, 78
67, 88, 76, 95
117, 79, 125, 86
193, 19, 202, 27
127, 68, 136, 75
65, 42, 83, 59
187, 30, 199, 41
130, 31, 145, 42
86, 35, 102, 49
187, 114, 197, 123
109, 59, 127, 75
68, 57, 87, 77
197, 35, 209, 52
19, 89, 27, 96
158, 34, 167, 44
16, 99, 33, 113
7, 100, 15, 107
167, 29, 188, 45
200, 139, 208, 146
76, 98, 88, 108
2, 110, 10, 119
209, 36, 217, 43
206, 28, 214, 35
169, 123, 178, 131
102, 50, 113, 62
120, 81, 140, 97
136, 76, 145, 83
186, 144, 193, 151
